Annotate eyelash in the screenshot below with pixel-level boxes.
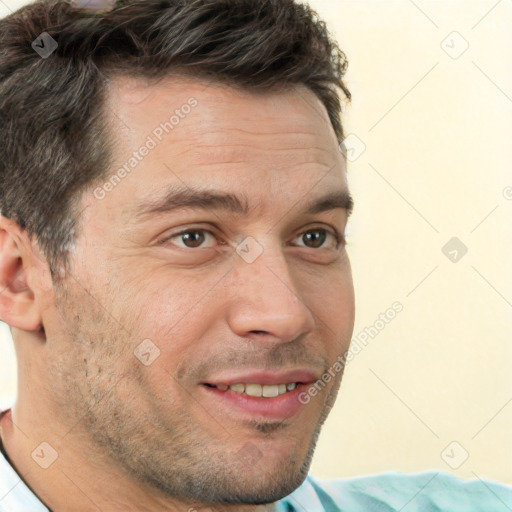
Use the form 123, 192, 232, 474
158, 226, 346, 250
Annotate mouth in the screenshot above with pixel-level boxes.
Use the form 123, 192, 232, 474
203, 381, 300, 397
199, 370, 318, 420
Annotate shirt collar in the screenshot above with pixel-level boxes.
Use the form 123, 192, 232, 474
0, 410, 49, 511
276, 474, 327, 511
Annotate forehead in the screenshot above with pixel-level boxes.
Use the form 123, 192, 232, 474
105, 73, 341, 157
97, 74, 347, 219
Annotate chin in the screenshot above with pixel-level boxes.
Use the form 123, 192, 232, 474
203, 464, 311, 505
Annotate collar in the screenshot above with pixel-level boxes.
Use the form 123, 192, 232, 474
0, 409, 49, 511
276, 473, 328, 511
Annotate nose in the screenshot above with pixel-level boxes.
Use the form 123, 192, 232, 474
226, 237, 315, 344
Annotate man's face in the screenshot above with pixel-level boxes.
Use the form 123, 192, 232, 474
43, 76, 355, 505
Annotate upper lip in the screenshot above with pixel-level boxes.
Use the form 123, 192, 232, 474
202, 369, 319, 387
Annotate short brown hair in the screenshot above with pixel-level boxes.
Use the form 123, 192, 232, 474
0, 0, 351, 278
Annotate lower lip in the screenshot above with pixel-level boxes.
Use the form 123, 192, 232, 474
200, 384, 309, 420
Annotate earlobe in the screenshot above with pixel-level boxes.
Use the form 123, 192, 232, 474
0, 217, 43, 332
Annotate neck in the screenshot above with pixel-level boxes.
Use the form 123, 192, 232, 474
0, 404, 277, 512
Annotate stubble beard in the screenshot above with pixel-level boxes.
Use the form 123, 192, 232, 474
50, 280, 344, 506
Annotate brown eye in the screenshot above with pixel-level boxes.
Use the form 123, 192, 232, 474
179, 231, 206, 248
160, 229, 217, 249
302, 230, 326, 248
294, 228, 341, 249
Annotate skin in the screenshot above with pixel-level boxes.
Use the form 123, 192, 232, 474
0, 75, 355, 511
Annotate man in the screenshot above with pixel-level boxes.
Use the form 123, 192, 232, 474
0, 0, 510, 510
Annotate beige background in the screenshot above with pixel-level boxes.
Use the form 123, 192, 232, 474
1, 0, 511, 485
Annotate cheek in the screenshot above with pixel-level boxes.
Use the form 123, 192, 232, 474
314, 271, 355, 355
126, 283, 210, 337
116, 278, 218, 374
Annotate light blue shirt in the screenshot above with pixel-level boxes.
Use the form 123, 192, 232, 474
1, 447, 511, 511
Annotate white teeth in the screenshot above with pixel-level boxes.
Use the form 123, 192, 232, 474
217, 384, 229, 391
224, 382, 298, 397
245, 383, 262, 397
262, 384, 279, 397
230, 383, 245, 393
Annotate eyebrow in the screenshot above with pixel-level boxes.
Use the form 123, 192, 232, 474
134, 185, 354, 221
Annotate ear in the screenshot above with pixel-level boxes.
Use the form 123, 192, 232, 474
0, 216, 43, 332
